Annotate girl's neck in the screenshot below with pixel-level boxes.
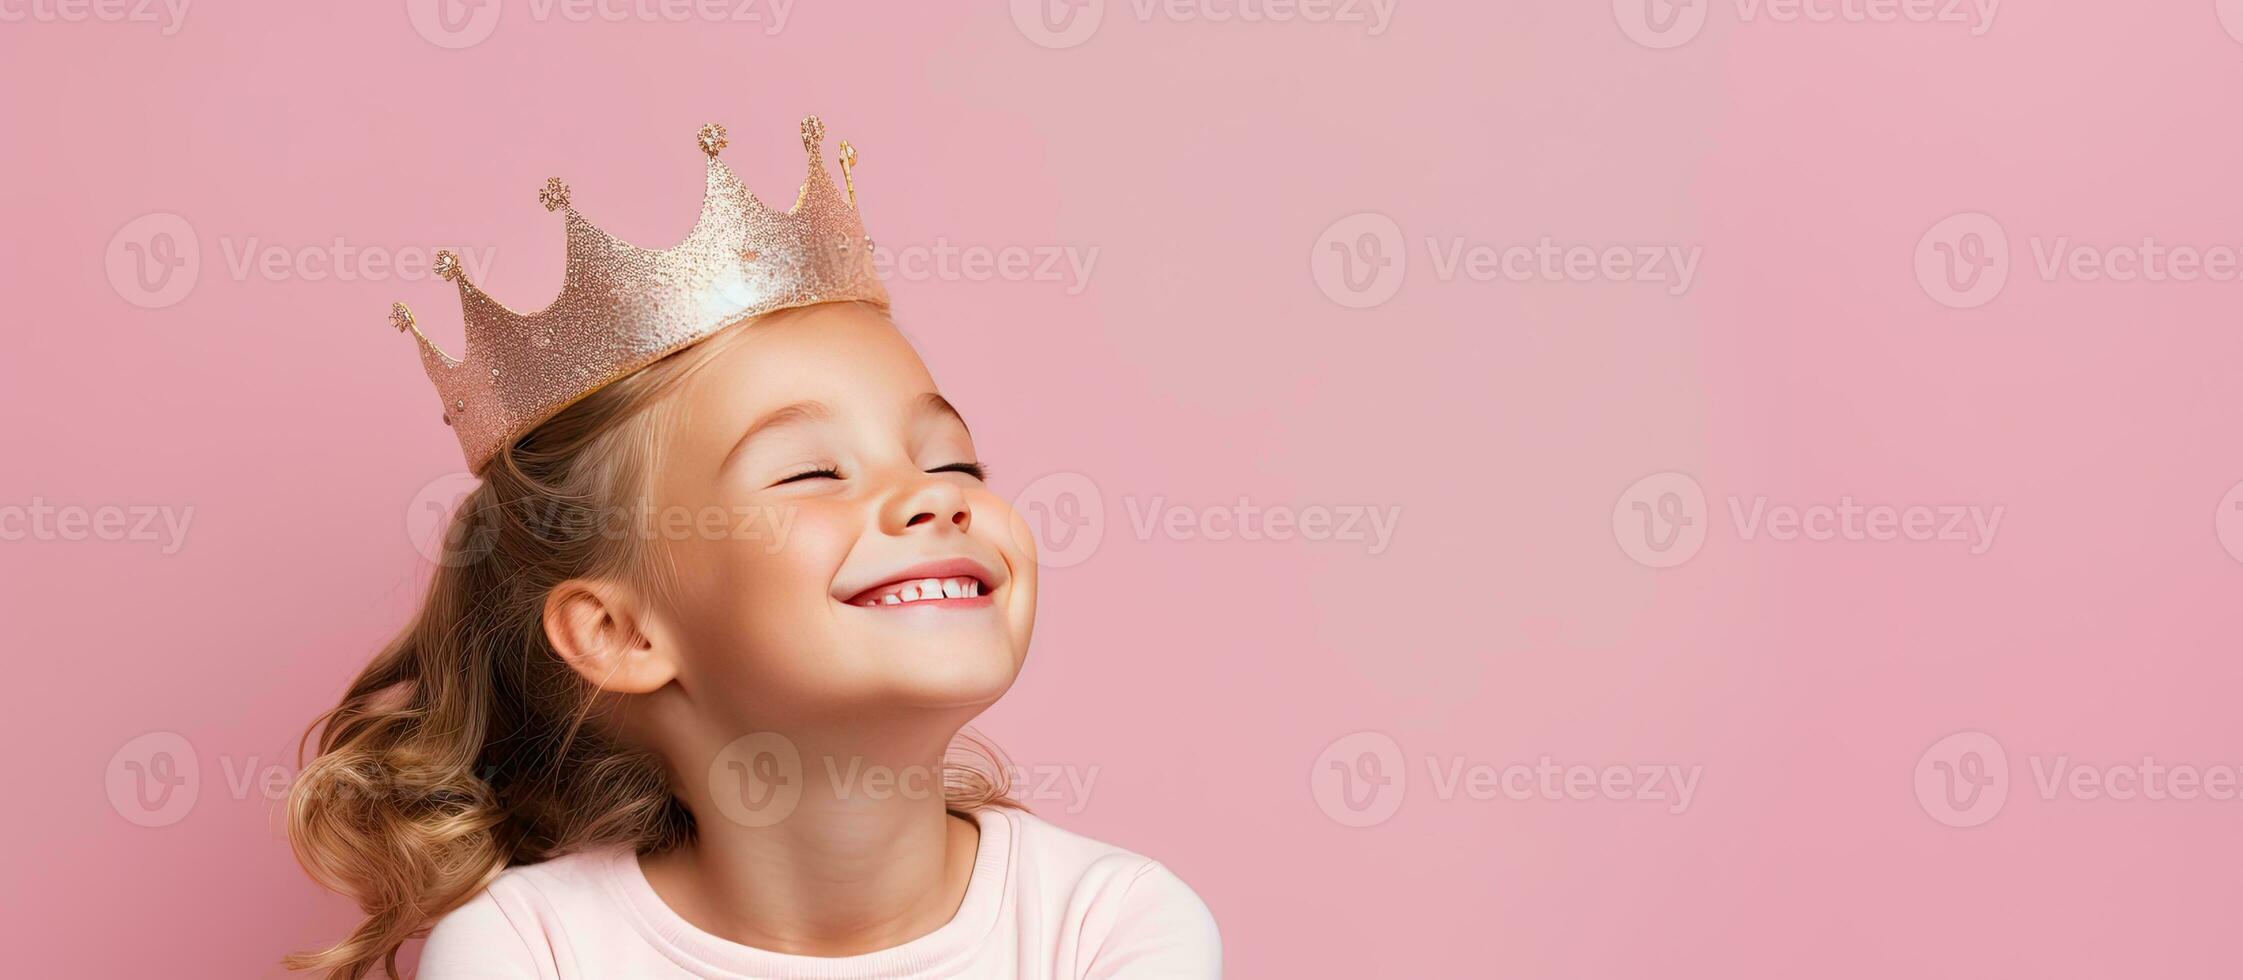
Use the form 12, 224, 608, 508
642, 734, 983, 956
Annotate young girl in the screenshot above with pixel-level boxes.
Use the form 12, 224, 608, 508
287, 116, 1220, 979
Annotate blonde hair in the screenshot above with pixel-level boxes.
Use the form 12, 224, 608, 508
285, 307, 1018, 979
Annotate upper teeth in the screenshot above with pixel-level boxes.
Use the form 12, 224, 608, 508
862, 577, 981, 606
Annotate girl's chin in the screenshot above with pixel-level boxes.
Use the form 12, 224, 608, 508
869, 650, 1023, 708
699, 633, 1023, 713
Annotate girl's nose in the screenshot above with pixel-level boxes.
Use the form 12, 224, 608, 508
888, 476, 972, 535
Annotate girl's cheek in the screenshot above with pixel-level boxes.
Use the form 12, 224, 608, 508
986, 497, 1039, 568
760, 499, 865, 579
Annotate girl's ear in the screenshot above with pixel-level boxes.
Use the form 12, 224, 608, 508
542, 579, 679, 694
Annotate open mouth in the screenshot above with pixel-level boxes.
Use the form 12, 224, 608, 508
847, 575, 988, 607
839, 558, 1001, 609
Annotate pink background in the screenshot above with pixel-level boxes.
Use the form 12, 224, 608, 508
8, 1, 2243, 976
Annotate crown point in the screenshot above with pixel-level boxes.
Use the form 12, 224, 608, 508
697, 122, 729, 158
404, 113, 895, 473
837, 139, 859, 206
539, 176, 571, 212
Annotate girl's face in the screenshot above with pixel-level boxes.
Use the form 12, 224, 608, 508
644, 303, 1037, 732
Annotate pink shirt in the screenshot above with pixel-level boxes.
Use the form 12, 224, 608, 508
418, 807, 1221, 978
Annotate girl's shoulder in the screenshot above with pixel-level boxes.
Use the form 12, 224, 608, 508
994, 805, 1184, 883
420, 813, 1221, 977
986, 807, 1223, 970
463, 845, 630, 914
418, 848, 640, 977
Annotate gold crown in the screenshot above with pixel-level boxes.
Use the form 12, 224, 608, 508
389, 115, 887, 472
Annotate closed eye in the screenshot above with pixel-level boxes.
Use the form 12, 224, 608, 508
772, 466, 842, 487
928, 462, 987, 481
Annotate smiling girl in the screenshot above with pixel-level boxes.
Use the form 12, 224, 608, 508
285, 117, 1219, 979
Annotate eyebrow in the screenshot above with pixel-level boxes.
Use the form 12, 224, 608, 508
721, 400, 832, 471
919, 392, 971, 435
719, 393, 971, 473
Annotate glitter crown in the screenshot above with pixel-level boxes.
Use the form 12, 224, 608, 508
389, 115, 887, 472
